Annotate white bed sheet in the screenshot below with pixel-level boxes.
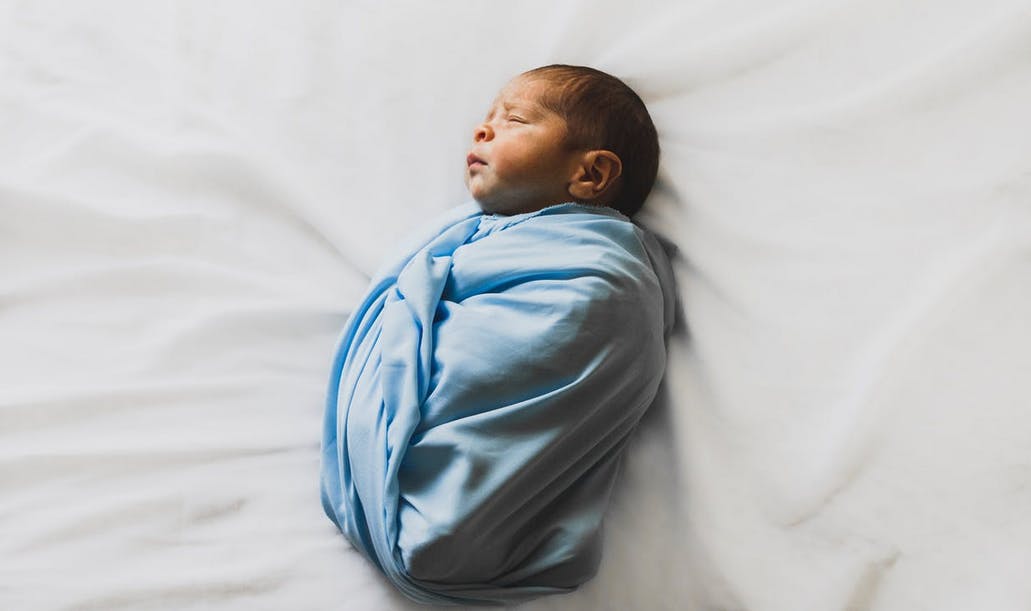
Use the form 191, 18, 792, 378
3, 1, 1030, 609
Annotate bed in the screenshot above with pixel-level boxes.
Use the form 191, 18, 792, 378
3, 1, 1030, 609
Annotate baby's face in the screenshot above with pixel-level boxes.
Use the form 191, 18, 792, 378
465, 76, 583, 215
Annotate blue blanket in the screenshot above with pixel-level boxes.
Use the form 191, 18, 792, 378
320, 202, 676, 604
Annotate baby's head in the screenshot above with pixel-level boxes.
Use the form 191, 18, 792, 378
465, 64, 659, 217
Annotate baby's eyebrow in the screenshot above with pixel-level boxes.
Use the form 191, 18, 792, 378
484, 98, 544, 120
504, 100, 546, 118
484, 102, 514, 117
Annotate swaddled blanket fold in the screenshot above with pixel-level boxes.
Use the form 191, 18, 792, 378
320, 201, 676, 604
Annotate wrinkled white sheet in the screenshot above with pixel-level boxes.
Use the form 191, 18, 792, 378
2, 1, 1030, 609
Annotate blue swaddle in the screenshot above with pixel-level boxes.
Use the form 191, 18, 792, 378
320, 201, 676, 605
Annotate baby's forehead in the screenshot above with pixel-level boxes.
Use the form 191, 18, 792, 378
490, 76, 559, 111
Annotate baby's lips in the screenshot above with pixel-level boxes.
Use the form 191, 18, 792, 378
466, 153, 486, 167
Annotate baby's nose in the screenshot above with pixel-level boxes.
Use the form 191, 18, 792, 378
473, 123, 493, 142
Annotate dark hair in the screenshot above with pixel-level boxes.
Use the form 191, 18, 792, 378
521, 64, 659, 217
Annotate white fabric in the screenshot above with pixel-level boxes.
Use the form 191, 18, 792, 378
3, 1, 1030, 609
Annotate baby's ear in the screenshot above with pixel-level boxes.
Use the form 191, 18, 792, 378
568, 150, 623, 203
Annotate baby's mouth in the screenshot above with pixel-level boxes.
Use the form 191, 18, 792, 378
466, 153, 486, 168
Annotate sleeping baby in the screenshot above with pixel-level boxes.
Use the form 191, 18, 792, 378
320, 64, 676, 605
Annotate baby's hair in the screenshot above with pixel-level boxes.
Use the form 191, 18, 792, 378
521, 64, 659, 218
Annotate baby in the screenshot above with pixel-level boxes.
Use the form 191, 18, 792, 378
465, 64, 659, 217
321, 65, 675, 605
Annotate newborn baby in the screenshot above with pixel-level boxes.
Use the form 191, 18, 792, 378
321, 64, 676, 605
465, 65, 655, 217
